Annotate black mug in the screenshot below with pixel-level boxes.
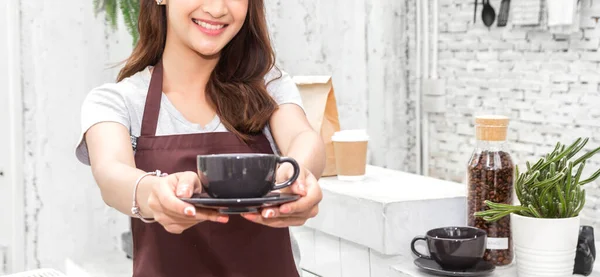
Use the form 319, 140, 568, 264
411, 226, 487, 270
197, 153, 300, 198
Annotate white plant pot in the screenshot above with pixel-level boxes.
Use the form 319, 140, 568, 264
511, 213, 580, 277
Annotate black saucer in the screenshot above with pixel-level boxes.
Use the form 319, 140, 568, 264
414, 258, 495, 276
180, 192, 300, 214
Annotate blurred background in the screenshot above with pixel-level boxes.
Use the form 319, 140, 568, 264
2, 0, 600, 275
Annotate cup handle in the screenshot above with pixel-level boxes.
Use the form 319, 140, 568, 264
273, 157, 300, 191
411, 236, 431, 259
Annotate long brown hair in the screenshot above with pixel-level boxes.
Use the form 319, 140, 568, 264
118, 0, 279, 141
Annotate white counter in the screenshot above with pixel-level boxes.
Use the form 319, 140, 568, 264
295, 165, 600, 277
392, 257, 600, 277
304, 165, 467, 256
293, 165, 468, 277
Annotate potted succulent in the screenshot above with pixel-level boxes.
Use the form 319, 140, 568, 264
475, 137, 600, 277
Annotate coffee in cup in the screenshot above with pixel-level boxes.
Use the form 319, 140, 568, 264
411, 226, 487, 270
197, 153, 300, 198
331, 129, 369, 181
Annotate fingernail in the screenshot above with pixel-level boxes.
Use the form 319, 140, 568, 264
217, 216, 228, 223
184, 206, 196, 216
280, 206, 291, 214
176, 184, 190, 197
264, 209, 275, 218
298, 183, 305, 192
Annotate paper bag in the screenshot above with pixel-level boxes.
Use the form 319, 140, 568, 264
293, 76, 341, 177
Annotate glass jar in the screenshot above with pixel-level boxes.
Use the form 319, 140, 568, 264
467, 115, 514, 266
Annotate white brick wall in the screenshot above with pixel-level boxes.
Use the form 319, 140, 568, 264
265, 0, 600, 238
427, 0, 600, 230
12, 0, 134, 272
265, 0, 413, 171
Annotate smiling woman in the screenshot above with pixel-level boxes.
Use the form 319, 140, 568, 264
161, 0, 248, 55
117, 0, 278, 142
78, 0, 325, 276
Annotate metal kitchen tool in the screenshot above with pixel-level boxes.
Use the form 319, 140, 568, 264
497, 0, 511, 27
482, 0, 496, 27
474, 0, 478, 23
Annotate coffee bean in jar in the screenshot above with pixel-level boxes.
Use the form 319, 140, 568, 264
467, 115, 514, 266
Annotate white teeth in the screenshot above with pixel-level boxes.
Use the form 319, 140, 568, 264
192, 19, 225, 30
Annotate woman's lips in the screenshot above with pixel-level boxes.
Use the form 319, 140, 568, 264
192, 19, 228, 36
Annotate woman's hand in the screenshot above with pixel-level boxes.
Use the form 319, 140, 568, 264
241, 165, 322, 228
147, 171, 229, 234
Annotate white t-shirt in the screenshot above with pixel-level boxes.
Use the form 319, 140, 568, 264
76, 66, 304, 164
75, 65, 305, 272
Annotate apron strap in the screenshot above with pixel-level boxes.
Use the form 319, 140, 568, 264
140, 59, 164, 136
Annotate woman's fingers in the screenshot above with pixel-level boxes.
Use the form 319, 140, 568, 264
261, 207, 280, 219
194, 208, 229, 223
148, 172, 229, 234
174, 171, 201, 198
156, 175, 196, 217
241, 213, 308, 228
278, 173, 322, 215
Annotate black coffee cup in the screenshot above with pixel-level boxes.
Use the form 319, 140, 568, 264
411, 226, 487, 270
197, 153, 300, 198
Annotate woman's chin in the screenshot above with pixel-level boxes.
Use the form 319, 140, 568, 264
192, 45, 223, 59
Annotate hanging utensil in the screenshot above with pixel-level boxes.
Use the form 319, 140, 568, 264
497, 0, 511, 27
474, 0, 478, 23
482, 0, 496, 27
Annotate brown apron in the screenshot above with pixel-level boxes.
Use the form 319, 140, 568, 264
131, 60, 299, 277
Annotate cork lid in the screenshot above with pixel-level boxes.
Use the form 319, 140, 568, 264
474, 115, 509, 141
475, 115, 510, 127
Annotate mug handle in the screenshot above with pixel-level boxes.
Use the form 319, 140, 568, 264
273, 157, 300, 191
411, 236, 432, 259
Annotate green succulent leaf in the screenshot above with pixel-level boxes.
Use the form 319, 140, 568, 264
473, 137, 600, 221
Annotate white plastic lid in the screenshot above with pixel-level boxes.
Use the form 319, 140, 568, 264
331, 129, 369, 142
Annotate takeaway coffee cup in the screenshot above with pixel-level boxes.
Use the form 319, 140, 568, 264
197, 154, 300, 198
331, 129, 369, 181
411, 226, 487, 270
